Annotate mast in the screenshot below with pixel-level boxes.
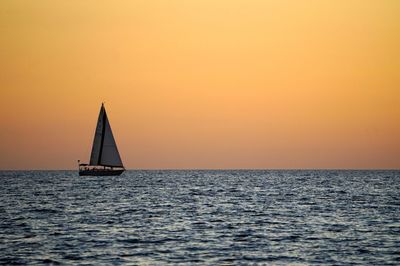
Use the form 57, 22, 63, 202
97, 103, 106, 165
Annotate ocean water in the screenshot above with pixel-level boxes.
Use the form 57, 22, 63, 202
0, 170, 399, 265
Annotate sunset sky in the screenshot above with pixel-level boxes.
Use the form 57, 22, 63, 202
1, 0, 399, 170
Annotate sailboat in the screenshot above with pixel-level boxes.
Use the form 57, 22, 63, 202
79, 103, 125, 176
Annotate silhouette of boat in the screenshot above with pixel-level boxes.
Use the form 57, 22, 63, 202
79, 103, 125, 176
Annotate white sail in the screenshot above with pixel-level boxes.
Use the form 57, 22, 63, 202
89, 104, 123, 167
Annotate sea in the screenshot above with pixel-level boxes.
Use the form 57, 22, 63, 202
0, 170, 399, 265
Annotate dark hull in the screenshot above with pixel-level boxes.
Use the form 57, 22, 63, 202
79, 169, 124, 176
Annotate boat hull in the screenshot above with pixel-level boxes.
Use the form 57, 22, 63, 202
79, 169, 124, 176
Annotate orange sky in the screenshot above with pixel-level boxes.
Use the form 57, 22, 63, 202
1, 0, 399, 169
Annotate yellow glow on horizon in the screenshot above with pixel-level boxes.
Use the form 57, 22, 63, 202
1, 0, 399, 169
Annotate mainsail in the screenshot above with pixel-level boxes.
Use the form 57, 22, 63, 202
89, 104, 123, 167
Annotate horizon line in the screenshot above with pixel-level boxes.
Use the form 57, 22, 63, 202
1, 168, 399, 171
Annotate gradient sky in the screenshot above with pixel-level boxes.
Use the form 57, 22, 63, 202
1, 0, 399, 170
